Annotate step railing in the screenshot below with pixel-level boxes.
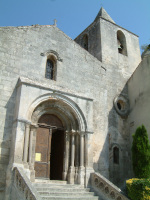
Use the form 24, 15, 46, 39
91, 172, 129, 200
12, 167, 41, 200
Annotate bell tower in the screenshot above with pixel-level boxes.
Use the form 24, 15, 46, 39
75, 7, 141, 74
75, 7, 141, 188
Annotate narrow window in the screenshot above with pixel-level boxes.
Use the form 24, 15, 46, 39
45, 59, 55, 80
117, 30, 127, 56
113, 147, 119, 164
83, 34, 88, 51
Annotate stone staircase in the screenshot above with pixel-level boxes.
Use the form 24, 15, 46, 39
32, 180, 99, 200
12, 167, 129, 200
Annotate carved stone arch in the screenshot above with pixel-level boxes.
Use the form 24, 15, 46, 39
27, 92, 87, 132
41, 50, 63, 62
33, 108, 70, 130
117, 30, 127, 56
31, 101, 77, 131
110, 143, 122, 151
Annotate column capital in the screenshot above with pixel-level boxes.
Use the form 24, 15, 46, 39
70, 130, 76, 135
79, 131, 86, 136
30, 123, 38, 130
65, 130, 69, 134
25, 123, 31, 129
64, 131, 70, 140
67, 130, 80, 135
75, 131, 80, 135
13, 118, 31, 125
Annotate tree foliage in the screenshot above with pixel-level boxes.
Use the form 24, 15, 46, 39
141, 44, 150, 53
126, 178, 150, 200
141, 44, 148, 51
132, 125, 150, 178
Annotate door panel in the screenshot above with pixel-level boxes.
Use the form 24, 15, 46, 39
34, 114, 64, 180
35, 127, 51, 178
34, 163, 49, 178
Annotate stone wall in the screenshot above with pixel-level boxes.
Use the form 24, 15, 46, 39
128, 55, 150, 175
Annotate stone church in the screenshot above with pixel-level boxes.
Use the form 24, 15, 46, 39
0, 7, 149, 200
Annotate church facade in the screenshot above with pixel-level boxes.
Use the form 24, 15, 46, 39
0, 7, 149, 200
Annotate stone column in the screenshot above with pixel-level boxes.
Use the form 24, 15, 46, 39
71, 132, 75, 166
23, 123, 30, 168
78, 132, 85, 185
84, 132, 94, 187
80, 132, 84, 167
28, 126, 33, 169
74, 132, 79, 184
63, 131, 70, 181
29, 124, 38, 182
68, 130, 75, 184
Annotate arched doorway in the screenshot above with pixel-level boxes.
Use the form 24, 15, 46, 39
34, 114, 64, 180
28, 97, 89, 184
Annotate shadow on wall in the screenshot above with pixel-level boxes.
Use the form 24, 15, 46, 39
93, 83, 132, 191
1, 85, 17, 194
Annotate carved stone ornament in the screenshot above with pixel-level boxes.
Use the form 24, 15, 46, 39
110, 191, 116, 199
117, 196, 122, 200
91, 173, 129, 200
114, 95, 129, 117
14, 168, 37, 200
40, 50, 63, 62
105, 186, 109, 194
94, 177, 99, 186
99, 181, 104, 189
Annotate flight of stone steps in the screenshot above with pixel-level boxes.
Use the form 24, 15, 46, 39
33, 180, 99, 200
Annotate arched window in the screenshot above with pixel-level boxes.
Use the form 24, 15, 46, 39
113, 147, 119, 164
45, 56, 56, 80
82, 34, 88, 51
117, 30, 127, 56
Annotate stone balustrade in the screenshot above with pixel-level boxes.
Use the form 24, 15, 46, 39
13, 167, 41, 200
91, 173, 129, 200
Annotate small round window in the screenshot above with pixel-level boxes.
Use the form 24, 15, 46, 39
117, 100, 125, 111
114, 95, 129, 117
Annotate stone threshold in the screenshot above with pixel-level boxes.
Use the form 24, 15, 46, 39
34, 179, 67, 185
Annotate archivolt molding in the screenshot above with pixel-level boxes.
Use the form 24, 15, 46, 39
27, 92, 87, 132
40, 50, 63, 62
110, 143, 122, 151
31, 103, 75, 131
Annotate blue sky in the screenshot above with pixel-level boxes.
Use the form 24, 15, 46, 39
0, 0, 149, 52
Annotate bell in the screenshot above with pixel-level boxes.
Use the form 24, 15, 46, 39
118, 44, 123, 50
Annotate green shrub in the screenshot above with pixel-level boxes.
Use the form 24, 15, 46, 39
132, 125, 150, 178
126, 178, 150, 200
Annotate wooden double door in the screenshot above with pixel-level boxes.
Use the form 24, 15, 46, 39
34, 114, 64, 180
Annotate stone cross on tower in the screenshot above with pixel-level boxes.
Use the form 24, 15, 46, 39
54, 19, 57, 26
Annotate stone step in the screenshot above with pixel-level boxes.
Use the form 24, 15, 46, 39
33, 182, 99, 200
41, 197, 99, 200
39, 191, 95, 197
33, 183, 85, 188
34, 179, 67, 185
36, 187, 90, 192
